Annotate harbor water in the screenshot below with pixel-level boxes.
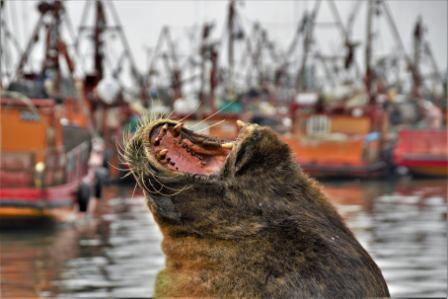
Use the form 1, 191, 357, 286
1, 178, 446, 298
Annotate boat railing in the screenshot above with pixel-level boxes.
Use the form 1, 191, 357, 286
63, 141, 90, 184
300, 114, 373, 137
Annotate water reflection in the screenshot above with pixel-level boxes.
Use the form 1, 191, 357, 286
0, 179, 446, 298
325, 178, 447, 298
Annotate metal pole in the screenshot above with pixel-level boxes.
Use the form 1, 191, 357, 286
227, 0, 235, 98
365, 0, 374, 104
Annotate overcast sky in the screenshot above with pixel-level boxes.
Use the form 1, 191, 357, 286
2, 0, 447, 86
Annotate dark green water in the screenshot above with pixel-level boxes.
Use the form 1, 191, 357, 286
1, 178, 446, 298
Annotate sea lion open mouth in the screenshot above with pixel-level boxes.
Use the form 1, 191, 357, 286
143, 120, 235, 176
123, 116, 389, 298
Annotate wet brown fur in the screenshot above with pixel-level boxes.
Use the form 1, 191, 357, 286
124, 119, 390, 298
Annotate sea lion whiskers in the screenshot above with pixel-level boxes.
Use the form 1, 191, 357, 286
124, 117, 226, 197
135, 139, 191, 196
195, 119, 226, 133
137, 111, 163, 131
172, 123, 183, 137
144, 168, 192, 197
142, 174, 166, 196
189, 100, 237, 130
134, 157, 186, 196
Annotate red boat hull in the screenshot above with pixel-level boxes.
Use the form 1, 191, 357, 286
0, 178, 80, 208
0, 177, 83, 218
393, 129, 448, 176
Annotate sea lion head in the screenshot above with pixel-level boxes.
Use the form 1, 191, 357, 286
124, 116, 300, 238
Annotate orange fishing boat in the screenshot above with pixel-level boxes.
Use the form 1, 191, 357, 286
283, 106, 388, 177
0, 0, 106, 219
0, 95, 102, 219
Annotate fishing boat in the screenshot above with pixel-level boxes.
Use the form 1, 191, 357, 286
75, 0, 145, 180
393, 128, 448, 176
0, 0, 106, 219
391, 18, 447, 177
283, 101, 388, 177
279, 0, 422, 177
0, 93, 103, 219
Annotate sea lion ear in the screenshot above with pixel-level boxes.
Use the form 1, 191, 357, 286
233, 126, 290, 176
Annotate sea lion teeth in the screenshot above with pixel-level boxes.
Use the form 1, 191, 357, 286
221, 142, 234, 149
173, 123, 183, 136
157, 149, 168, 159
236, 120, 246, 128
162, 124, 169, 131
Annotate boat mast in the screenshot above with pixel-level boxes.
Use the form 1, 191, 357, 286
227, 0, 235, 98
328, 0, 360, 77
0, 0, 23, 87
381, 1, 419, 99
93, 0, 106, 84
77, 0, 145, 102
104, 1, 145, 100
209, 44, 218, 111
15, 1, 75, 91
273, 13, 308, 98
424, 40, 445, 107
412, 16, 423, 98
199, 23, 215, 110
147, 27, 166, 95
365, 0, 375, 105
296, 0, 320, 93
165, 27, 182, 101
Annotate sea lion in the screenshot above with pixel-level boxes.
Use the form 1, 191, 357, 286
124, 117, 389, 298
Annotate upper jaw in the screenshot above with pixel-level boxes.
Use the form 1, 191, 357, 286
140, 119, 250, 177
